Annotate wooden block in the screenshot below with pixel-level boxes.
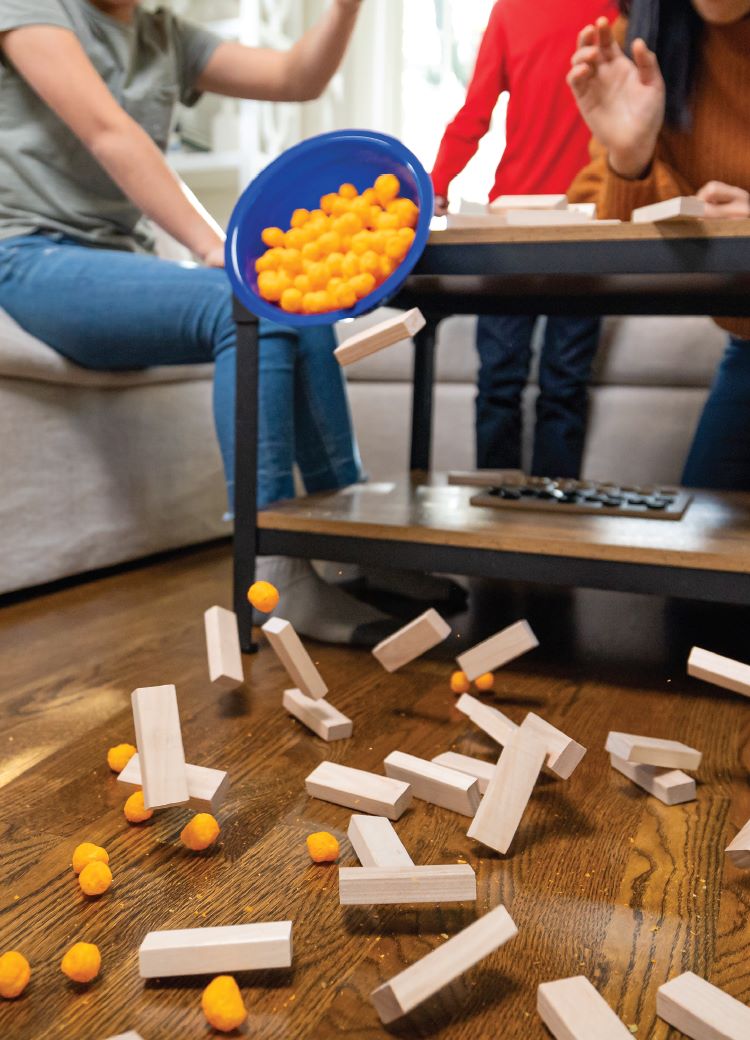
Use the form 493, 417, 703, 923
383, 751, 481, 817
347, 815, 414, 868
105, 1034, 145, 1040
131, 685, 189, 810
504, 210, 600, 227
447, 468, 525, 487
688, 646, 750, 699
467, 728, 547, 854
370, 904, 518, 1024
632, 196, 705, 223
726, 817, 750, 868
610, 754, 696, 805
305, 761, 412, 820
455, 693, 518, 746
456, 619, 538, 681
446, 213, 508, 230
490, 194, 568, 210
339, 864, 476, 905
458, 198, 489, 214
656, 971, 750, 1039
334, 308, 426, 367
537, 976, 632, 1039
520, 713, 587, 780
371, 608, 451, 672
118, 753, 229, 814
283, 688, 352, 741
431, 752, 495, 794
138, 922, 293, 978
606, 731, 702, 771
569, 202, 597, 218
204, 605, 244, 688
262, 617, 327, 700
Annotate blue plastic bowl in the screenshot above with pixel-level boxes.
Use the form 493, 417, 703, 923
225, 129, 434, 327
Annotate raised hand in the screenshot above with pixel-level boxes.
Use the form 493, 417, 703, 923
568, 17, 666, 179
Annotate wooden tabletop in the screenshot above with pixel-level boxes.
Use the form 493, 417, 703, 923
1, 544, 749, 1039
428, 216, 750, 246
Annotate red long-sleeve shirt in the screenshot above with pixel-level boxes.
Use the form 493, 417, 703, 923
431, 0, 618, 202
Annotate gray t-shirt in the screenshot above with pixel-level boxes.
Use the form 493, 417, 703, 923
0, 0, 222, 250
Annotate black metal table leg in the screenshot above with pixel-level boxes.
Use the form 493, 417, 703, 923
232, 298, 259, 653
409, 315, 439, 472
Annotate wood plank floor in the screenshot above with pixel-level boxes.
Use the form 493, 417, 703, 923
1, 544, 749, 1039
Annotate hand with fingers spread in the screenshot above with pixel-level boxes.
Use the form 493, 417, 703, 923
568, 16, 665, 180
697, 181, 750, 220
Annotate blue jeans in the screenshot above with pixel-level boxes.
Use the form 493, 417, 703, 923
476, 314, 601, 477
0, 234, 362, 509
683, 335, 750, 489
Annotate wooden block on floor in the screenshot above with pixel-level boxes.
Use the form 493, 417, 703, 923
305, 761, 412, 820
455, 693, 518, 746
726, 817, 750, 868
138, 922, 293, 978
688, 646, 750, 699
283, 688, 352, 741
131, 685, 189, 810
370, 904, 518, 1024
347, 815, 414, 868
520, 713, 587, 780
384, 751, 481, 817
334, 308, 426, 368
457, 619, 538, 681
490, 194, 568, 210
204, 605, 244, 689
656, 971, 750, 1039
467, 728, 547, 854
371, 608, 451, 672
431, 752, 495, 794
605, 731, 702, 771
339, 864, 476, 905
610, 754, 696, 805
262, 617, 327, 700
537, 975, 632, 1039
632, 196, 705, 223
118, 753, 229, 814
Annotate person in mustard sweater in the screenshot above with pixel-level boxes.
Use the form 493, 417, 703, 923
567, 0, 750, 489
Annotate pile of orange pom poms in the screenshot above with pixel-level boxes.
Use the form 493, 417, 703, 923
255, 173, 418, 316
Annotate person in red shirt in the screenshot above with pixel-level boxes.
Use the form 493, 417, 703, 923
432, 0, 618, 477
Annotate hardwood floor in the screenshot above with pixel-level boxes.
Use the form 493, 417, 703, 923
1, 543, 749, 1039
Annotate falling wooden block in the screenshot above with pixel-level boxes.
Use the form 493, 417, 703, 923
334, 308, 426, 367
537, 976, 632, 1039
262, 617, 327, 700
347, 815, 414, 868
204, 605, 244, 689
305, 761, 412, 820
688, 646, 750, 699
610, 754, 696, 805
283, 688, 352, 741
632, 196, 705, 223
490, 194, 568, 210
455, 693, 518, 746
339, 864, 476, 905
138, 922, 293, 978
656, 971, 750, 1039
370, 904, 518, 1024
605, 732, 702, 771
457, 619, 538, 681
371, 608, 451, 672
383, 751, 481, 817
726, 817, 750, 868
431, 752, 495, 794
467, 728, 547, 854
118, 753, 229, 814
131, 685, 189, 810
520, 713, 587, 780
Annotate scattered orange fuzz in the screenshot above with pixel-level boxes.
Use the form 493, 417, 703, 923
450, 670, 471, 695
0, 951, 31, 999
256, 174, 419, 316
60, 942, 101, 984
78, 861, 113, 897
107, 743, 137, 773
72, 842, 109, 875
181, 813, 220, 852
306, 831, 340, 864
247, 579, 280, 614
202, 974, 247, 1033
124, 790, 153, 824
475, 672, 495, 692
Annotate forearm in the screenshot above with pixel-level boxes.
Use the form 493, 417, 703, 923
284, 0, 363, 100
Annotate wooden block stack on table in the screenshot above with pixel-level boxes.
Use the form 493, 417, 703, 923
609, 756, 697, 805
131, 684, 189, 810
372, 608, 451, 672
203, 605, 244, 689
656, 971, 750, 1039
138, 922, 293, 978
606, 731, 701, 805
537, 976, 632, 1039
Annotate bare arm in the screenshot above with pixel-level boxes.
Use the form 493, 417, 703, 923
0, 25, 225, 263
197, 0, 363, 102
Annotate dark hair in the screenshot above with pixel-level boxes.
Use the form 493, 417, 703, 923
619, 0, 703, 129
